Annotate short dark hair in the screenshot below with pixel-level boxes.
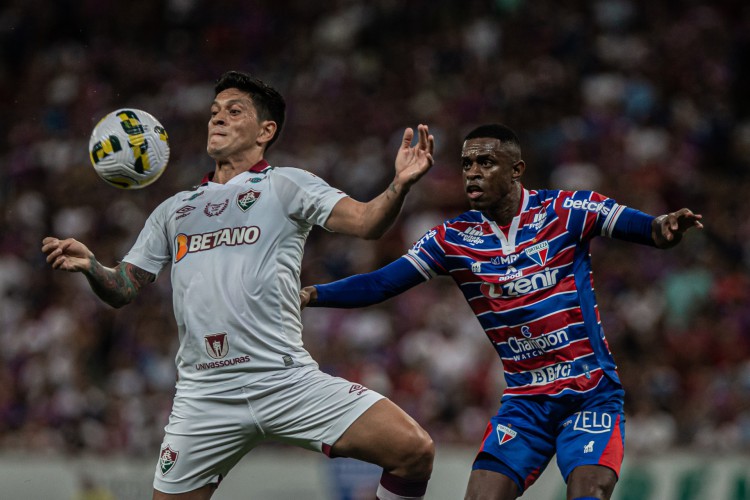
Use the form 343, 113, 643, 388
464, 124, 522, 160
215, 71, 286, 150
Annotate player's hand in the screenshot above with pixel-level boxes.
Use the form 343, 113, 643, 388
393, 124, 435, 191
41, 237, 94, 272
299, 286, 318, 310
652, 208, 703, 248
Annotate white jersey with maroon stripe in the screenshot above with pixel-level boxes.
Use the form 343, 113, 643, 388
122, 164, 347, 394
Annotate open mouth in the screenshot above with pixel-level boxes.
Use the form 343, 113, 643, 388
466, 185, 484, 200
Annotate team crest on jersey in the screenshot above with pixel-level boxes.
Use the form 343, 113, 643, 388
237, 189, 261, 211
204, 333, 229, 359
204, 199, 229, 217
496, 424, 517, 445
525, 241, 549, 266
159, 445, 179, 475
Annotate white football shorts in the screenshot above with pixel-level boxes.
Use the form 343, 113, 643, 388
153, 365, 385, 494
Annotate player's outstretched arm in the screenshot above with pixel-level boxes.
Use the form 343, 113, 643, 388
651, 208, 704, 249
325, 124, 435, 239
41, 237, 155, 308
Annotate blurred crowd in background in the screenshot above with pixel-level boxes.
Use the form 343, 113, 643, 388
1, 0, 749, 463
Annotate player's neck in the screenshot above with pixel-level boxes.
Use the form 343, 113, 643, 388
213, 152, 265, 184
484, 184, 522, 226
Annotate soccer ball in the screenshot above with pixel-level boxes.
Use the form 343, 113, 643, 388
89, 108, 170, 189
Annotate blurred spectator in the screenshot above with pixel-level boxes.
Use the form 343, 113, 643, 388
1, 0, 748, 458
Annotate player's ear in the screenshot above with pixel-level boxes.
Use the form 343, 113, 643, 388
512, 160, 526, 183
257, 120, 277, 147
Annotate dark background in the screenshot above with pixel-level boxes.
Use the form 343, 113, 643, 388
1, 0, 748, 459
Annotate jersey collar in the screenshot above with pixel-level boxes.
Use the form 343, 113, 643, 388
200, 159, 270, 185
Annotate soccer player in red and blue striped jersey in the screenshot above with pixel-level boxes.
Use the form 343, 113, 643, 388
301, 124, 703, 500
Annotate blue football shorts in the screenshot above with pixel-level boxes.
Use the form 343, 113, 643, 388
472, 375, 625, 494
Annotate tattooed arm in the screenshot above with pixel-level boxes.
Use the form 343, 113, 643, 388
41, 237, 155, 308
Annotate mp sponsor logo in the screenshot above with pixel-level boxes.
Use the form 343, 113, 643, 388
480, 268, 560, 298
174, 226, 260, 263
574, 411, 613, 434
562, 197, 611, 216
491, 254, 519, 265
507, 326, 569, 360
496, 424, 517, 445
529, 362, 572, 385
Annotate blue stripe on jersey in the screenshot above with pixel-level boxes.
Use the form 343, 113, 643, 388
407, 189, 635, 398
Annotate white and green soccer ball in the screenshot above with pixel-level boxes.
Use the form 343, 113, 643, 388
89, 108, 170, 189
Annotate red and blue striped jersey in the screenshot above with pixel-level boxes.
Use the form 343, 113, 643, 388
405, 188, 642, 399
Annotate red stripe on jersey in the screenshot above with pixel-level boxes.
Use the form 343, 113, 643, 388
484, 308, 584, 344
598, 414, 624, 476
502, 338, 595, 372
471, 275, 579, 316
504, 368, 605, 397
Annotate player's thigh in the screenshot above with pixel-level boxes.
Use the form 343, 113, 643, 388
331, 397, 434, 472
566, 464, 617, 500
153, 483, 217, 500
464, 469, 519, 500
473, 399, 557, 494
251, 366, 387, 454
153, 390, 259, 495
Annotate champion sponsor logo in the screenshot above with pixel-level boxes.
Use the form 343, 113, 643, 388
174, 226, 261, 263
459, 225, 485, 245
349, 384, 369, 395
471, 262, 481, 273
507, 326, 569, 360
496, 424, 517, 445
562, 197, 611, 216
204, 199, 229, 217
524, 241, 549, 266
204, 332, 229, 359
480, 268, 559, 297
573, 411, 613, 434
175, 205, 196, 220
584, 440, 595, 453
237, 189, 261, 211
159, 445, 179, 476
529, 362, 572, 385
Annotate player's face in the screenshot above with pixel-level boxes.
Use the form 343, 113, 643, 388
207, 88, 265, 160
461, 138, 523, 210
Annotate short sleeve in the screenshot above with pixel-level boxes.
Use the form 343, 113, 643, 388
271, 167, 348, 229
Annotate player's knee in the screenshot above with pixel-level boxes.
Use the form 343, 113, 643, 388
401, 426, 435, 478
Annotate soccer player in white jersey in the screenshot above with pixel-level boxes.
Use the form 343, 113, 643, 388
42, 71, 436, 500
301, 124, 704, 500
